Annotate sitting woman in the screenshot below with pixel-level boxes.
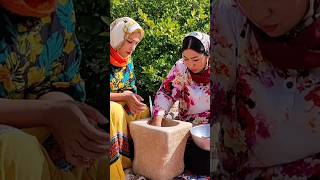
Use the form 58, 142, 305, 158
150, 32, 210, 175
109, 17, 150, 179
0, 0, 108, 179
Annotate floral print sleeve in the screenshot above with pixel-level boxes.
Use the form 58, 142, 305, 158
212, 1, 250, 176
153, 61, 183, 118
212, 0, 320, 179
154, 60, 210, 125
110, 59, 137, 93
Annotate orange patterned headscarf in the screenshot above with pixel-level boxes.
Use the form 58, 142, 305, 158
0, 0, 57, 17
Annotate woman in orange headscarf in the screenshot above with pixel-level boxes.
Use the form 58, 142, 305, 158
109, 17, 150, 179
0, 0, 108, 179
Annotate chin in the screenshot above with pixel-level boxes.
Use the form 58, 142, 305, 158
265, 31, 285, 37
191, 69, 200, 73
263, 27, 289, 37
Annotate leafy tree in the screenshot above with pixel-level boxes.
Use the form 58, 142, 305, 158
110, 0, 210, 99
74, 0, 108, 116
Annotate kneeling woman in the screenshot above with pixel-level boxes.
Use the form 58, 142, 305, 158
150, 32, 210, 175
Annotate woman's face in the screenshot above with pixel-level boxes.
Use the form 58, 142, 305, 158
182, 49, 208, 73
238, 0, 309, 37
118, 32, 141, 58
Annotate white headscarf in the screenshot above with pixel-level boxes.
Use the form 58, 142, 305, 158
185, 32, 210, 55
110, 17, 144, 49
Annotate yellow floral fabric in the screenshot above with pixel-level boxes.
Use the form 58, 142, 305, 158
0, 0, 85, 101
110, 59, 137, 93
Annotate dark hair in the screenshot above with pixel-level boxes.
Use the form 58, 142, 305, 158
181, 36, 208, 56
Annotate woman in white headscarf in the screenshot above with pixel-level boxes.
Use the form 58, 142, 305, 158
109, 17, 150, 179
150, 32, 211, 175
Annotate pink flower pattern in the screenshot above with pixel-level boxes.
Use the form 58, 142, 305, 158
153, 60, 210, 126
212, 0, 320, 179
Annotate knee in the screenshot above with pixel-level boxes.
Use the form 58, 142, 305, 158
0, 130, 44, 162
0, 130, 45, 179
110, 101, 126, 117
136, 106, 150, 120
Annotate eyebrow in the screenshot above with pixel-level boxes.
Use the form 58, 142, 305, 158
127, 38, 140, 42
182, 54, 200, 60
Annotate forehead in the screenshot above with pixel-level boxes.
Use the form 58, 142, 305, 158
182, 49, 202, 58
127, 32, 141, 40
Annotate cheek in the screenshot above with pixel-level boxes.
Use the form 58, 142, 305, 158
121, 43, 132, 53
277, 3, 306, 32
118, 44, 129, 55
185, 62, 193, 69
201, 61, 207, 69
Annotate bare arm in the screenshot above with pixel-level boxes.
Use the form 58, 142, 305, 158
110, 91, 146, 114
110, 92, 129, 102
0, 98, 53, 128
0, 91, 74, 129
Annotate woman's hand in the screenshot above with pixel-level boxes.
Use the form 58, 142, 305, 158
45, 100, 108, 168
123, 91, 147, 114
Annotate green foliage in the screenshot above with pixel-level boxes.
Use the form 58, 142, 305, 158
74, 0, 108, 116
111, 0, 210, 98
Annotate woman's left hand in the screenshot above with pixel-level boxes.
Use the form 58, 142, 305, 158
39, 92, 108, 166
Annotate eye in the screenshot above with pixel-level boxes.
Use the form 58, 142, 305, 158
127, 39, 133, 43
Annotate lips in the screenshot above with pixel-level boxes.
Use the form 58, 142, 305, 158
260, 24, 279, 33
190, 69, 198, 73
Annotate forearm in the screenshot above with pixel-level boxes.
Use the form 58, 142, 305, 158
0, 98, 54, 128
39, 91, 74, 101
110, 92, 129, 102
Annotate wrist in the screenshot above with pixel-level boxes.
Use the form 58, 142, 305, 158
152, 115, 163, 122
122, 92, 132, 102
41, 101, 61, 128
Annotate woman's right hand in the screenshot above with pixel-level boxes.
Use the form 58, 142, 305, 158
46, 100, 108, 167
123, 91, 146, 114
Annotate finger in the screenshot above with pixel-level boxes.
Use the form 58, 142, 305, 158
135, 94, 144, 101
133, 101, 146, 111
65, 146, 88, 167
74, 139, 107, 159
78, 103, 107, 125
79, 120, 109, 153
129, 106, 139, 115
130, 104, 144, 114
80, 119, 108, 144
128, 104, 140, 114
134, 99, 145, 107
77, 135, 109, 154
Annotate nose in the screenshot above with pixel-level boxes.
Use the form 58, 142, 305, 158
253, 2, 273, 23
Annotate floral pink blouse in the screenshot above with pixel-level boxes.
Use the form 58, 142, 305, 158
212, 0, 320, 179
153, 59, 210, 126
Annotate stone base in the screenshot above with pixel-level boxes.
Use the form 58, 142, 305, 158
129, 118, 192, 180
